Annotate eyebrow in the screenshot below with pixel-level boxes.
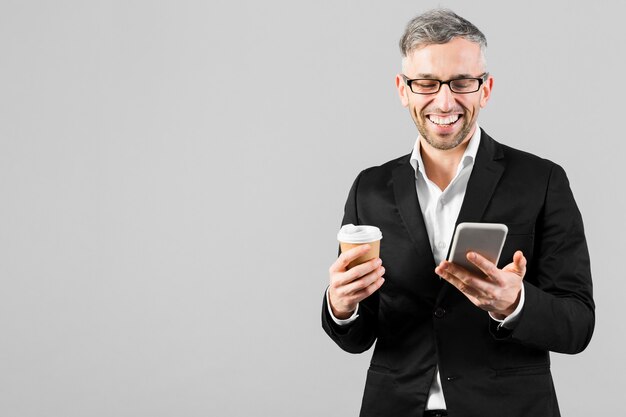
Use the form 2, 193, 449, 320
413, 73, 475, 79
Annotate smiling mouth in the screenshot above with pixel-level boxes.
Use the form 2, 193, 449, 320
427, 114, 461, 126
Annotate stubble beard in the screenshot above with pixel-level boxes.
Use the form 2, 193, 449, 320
413, 110, 474, 151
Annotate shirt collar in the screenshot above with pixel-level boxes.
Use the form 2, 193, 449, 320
410, 124, 482, 179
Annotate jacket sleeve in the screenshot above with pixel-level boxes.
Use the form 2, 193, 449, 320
490, 164, 595, 354
321, 171, 379, 354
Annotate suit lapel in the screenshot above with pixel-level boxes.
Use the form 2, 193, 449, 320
455, 130, 505, 225
392, 158, 437, 272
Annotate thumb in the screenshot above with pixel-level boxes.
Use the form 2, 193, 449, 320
513, 251, 527, 277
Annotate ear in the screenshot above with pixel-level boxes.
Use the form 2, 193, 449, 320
395, 74, 409, 107
479, 75, 493, 108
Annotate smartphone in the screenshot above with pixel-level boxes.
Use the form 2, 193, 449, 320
448, 222, 508, 276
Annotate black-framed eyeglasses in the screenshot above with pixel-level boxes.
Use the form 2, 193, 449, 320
401, 73, 489, 94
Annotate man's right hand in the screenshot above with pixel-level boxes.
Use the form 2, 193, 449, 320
328, 244, 385, 320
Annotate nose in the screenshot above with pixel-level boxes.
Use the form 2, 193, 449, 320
432, 84, 455, 112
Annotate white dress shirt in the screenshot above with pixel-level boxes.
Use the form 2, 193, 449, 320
327, 125, 524, 410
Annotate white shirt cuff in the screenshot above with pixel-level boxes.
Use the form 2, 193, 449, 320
326, 287, 359, 325
489, 284, 525, 330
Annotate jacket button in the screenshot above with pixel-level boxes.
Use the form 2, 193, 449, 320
434, 307, 446, 318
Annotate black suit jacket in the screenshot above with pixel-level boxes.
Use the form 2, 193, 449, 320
322, 130, 595, 417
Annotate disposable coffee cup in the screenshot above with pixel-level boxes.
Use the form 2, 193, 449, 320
337, 224, 383, 269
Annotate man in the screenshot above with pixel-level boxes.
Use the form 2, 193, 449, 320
321, 9, 594, 417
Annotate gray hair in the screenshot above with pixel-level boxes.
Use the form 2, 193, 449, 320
399, 9, 487, 67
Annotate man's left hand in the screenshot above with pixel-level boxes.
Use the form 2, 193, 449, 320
435, 250, 527, 319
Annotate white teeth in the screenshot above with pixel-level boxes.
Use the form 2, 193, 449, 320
428, 115, 460, 125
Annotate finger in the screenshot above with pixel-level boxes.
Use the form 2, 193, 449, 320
328, 266, 384, 315
437, 265, 483, 299
341, 266, 385, 296
329, 244, 372, 273
436, 261, 493, 297
334, 257, 382, 286
436, 264, 496, 310
466, 252, 499, 281
348, 275, 385, 304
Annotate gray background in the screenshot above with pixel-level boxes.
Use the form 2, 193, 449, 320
0, 0, 623, 415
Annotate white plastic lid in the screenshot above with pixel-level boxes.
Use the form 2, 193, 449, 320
337, 224, 382, 243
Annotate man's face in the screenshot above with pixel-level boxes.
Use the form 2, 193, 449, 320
396, 37, 493, 151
